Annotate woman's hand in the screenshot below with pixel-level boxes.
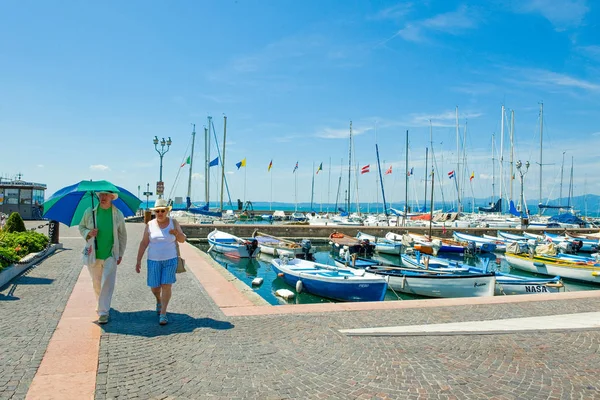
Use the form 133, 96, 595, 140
169, 228, 178, 236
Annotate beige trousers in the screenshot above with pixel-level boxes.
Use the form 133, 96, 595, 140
86, 257, 117, 316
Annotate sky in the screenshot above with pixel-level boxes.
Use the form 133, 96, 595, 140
1, 0, 599, 209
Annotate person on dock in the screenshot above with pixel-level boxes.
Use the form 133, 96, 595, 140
78, 191, 127, 325
135, 198, 186, 325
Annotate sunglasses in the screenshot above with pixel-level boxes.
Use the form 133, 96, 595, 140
155, 209, 167, 214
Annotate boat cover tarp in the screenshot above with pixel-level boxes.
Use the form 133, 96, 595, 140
549, 213, 585, 225
508, 200, 522, 217
410, 213, 432, 220
506, 242, 523, 254
478, 199, 501, 213
535, 243, 557, 256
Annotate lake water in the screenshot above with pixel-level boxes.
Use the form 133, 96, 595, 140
193, 244, 600, 305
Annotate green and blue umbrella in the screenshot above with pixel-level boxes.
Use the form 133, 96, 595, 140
42, 180, 142, 226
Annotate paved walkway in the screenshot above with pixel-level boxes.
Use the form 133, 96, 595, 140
1, 222, 599, 399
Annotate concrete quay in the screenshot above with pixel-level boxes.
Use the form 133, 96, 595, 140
0, 222, 599, 399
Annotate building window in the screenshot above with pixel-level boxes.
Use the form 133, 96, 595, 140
5, 189, 19, 205
33, 189, 45, 205
20, 189, 32, 205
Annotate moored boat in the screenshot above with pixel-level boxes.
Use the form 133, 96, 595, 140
252, 230, 312, 259
356, 231, 401, 255
207, 229, 260, 258
452, 232, 501, 253
329, 231, 375, 256
504, 252, 600, 284
270, 257, 387, 302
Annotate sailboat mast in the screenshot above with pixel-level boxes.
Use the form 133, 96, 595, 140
423, 147, 428, 213
491, 133, 496, 201
568, 156, 574, 209
207, 116, 212, 206
220, 116, 227, 211
455, 106, 461, 211
539, 102, 543, 215
347, 121, 352, 212
327, 157, 331, 213
186, 124, 196, 207
402, 129, 409, 226
510, 110, 514, 206
375, 143, 389, 223
560, 151, 565, 204
204, 126, 209, 204
500, 105, 505, 212
310, 162, 315, 211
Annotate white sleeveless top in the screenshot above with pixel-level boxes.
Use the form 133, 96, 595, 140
147, 218, 178, 261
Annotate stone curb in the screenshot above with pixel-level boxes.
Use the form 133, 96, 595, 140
0, 243, 63, 288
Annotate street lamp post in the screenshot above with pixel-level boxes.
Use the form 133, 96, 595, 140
153, 136, 172, 199
516, 160, 530, 218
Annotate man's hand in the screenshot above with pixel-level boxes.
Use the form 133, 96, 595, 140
135, 261, 141, 273
117, 257, 122, 265
87, 228, 98, 239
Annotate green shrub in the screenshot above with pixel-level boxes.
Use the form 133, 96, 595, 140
4, 212, 26, 233
0, 247, 19, 268
0, 231, 49, 256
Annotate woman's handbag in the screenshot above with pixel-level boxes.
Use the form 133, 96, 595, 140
175, 241, 186, 273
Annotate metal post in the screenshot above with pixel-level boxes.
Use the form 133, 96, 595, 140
153, 136, 172, 199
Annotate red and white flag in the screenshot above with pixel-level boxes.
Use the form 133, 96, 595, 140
385, 165, 392, 175
361, 164, 370, 174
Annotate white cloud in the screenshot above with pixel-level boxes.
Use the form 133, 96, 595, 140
408, 110, 483, 127
192, 172, 203, 180
37, 164, 44, 168
577, 45, 600, 61
514, 0, 589, 30
315, 125, 372, 139
397, 5, 480, 43
520, 69, 600, 92
370, 3, 413, 21
90, 164, 110, 171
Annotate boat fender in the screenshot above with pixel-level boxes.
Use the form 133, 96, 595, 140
252, 277, 264, 286
295, 280, 303, 293
533, 262, 545, 268
277, 272, 284, 278
401, 276, 406, 289
275, 289, 295, 300
592, 272, 600, 277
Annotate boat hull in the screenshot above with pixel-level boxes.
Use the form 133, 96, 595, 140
207, 230, 260, 258
271, 259, 387, 302
505, 253, 600, 284
375, 271, 495, 298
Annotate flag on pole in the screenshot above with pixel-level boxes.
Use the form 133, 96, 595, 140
316, 162, 323, 174
448, 170, 455, 179
470, 171, 475, 181
293, 161, 298, 173
385, 165, 392, 175
361, 164, 370, 174
268, 160, 273, 172
407, 167, 414, 176
236, 158, 246, 170
209, 157, 219, 167
180, 156, 191, 168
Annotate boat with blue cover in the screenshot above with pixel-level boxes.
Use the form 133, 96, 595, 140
270, 257, 387, 302
207, 229, 260, 258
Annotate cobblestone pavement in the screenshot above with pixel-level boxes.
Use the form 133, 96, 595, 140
3, 222, 600, 399
0, 223, 82, 400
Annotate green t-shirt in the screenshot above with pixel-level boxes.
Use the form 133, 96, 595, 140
95, 207, 114, 260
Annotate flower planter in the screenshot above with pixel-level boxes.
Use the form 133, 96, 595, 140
0, 244, 62, 288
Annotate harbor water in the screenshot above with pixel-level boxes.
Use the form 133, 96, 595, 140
193, 244, 600, 305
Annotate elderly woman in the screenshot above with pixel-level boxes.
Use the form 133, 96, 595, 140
135, 198, 186, 325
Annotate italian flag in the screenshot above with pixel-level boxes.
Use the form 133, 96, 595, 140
180, 156, 190, 168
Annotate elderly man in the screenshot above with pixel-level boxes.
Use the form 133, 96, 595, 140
78, 191, 127, 324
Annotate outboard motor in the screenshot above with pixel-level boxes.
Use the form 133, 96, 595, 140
246, 239, 259, 256
571, 240, 584, 253
301, 239, 312, 260
465, 241, 477, 256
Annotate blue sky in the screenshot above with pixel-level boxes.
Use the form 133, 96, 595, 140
1, 0, 599, 209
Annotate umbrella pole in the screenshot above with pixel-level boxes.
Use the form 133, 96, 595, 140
91, 192, 98, 250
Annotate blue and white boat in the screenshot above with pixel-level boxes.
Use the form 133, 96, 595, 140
271, 257, 388, 302
207, 229, 260, 258
452, 232, 499, 253
356, 231, 401, 255
498, 231, 528, 241
545, 232, 599, 253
